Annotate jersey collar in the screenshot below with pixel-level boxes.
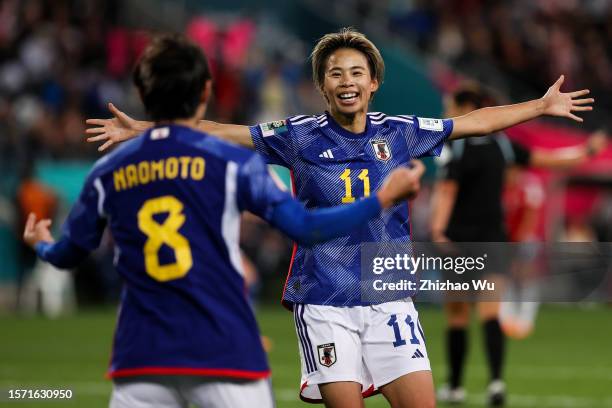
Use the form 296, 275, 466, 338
325, 111, 374, 139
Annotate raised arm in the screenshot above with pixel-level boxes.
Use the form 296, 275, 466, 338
450, 76, 594, 140
197, 120, 253, 148
85, 103, 151, 151
86, 103, 254, 151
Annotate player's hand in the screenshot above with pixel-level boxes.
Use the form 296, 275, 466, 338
541, 75, 594, 122
85, 103, 146, 151
406, 159, 425, 200
23, 213, 54, 248
586, 130, 607, 156
377, 160, 424, 208
408, 159, 426, 175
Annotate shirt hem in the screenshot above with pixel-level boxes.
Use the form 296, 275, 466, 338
107, 366, 271, 380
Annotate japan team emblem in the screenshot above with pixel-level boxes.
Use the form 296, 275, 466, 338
317, 343, 337, 367
371, 140, 392, 161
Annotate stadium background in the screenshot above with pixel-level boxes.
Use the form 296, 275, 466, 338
1, 0, 611, 406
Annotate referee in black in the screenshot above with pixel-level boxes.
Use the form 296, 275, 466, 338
431, 84, 606, 406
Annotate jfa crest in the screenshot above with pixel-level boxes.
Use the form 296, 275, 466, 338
371, 140, 392, 161
317, 343, 337, 367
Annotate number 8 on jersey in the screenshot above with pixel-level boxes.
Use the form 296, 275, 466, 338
137, 195, 193, 281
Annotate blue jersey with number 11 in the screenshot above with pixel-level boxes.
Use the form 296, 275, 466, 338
62, 124, 291, 380
251, 112, 453, 307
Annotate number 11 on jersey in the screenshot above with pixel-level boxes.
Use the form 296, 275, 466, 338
340, 168, 370, 203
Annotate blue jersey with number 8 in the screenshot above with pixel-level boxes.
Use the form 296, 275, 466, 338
63, 124, 290, 380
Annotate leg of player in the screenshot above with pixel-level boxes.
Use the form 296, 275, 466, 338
438, 301, 470, 404
296, 304, 366, 405
319, 382, 365, 408
477, 301, 506, 407
379, 370, 435, 408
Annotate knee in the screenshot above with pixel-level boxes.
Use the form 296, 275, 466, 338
421, 396, 436, 408
478, 301, 500, 321
400, 395, 435, 408
446, 303, 470, 327
393, 390, 436, 408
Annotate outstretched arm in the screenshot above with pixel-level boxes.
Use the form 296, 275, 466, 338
23, 213, 89, 269
197, 120, 253, 148
86, 103, 151, 151
450, 76, 594, 140
86, 103, 254, 151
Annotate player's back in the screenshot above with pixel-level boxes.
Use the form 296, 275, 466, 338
89, 124, 269, 379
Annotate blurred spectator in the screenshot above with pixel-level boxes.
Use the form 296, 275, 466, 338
331, 0, 612, 118
1, 2, 312, 308
3, 0, 610, 311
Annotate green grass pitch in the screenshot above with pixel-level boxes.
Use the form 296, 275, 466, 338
1, 305, 611, 407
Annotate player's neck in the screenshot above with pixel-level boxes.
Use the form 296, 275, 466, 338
155, 117, 199, 130
154, 105, 206, 130
330, 110, 367, 134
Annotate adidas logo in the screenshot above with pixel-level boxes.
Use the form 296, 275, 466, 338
318, 149, 334, 159
411, 349, 425, 359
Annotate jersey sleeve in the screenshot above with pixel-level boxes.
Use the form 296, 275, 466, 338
249, 119, 296, 167
406, 117, 454, 158
61, 172, 107, 251
236, 153, 293, 221
35, 239, 90, 269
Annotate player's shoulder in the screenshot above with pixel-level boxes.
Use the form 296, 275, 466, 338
183, 129, 257, 165
254, 114, 328, 148
285, 114, 329, 132
368, 112, 417, 128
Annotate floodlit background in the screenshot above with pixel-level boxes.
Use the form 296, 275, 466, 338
1, 0, 611, 407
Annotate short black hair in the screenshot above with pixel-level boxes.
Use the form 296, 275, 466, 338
133, 34, 211, 121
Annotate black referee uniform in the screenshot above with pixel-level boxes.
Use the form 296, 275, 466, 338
437, 132, 531, 402
440, 133, 531, 242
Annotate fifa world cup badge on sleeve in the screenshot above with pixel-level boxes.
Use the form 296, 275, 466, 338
317, 343, 337, 367
260, 120, 288, 137
417, 117, 444, 131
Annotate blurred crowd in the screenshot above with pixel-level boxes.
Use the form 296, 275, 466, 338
1, 0, 320, 310
0, 0, 324, 165
428, 0, 612, 111
1, 0, 611, 313
335, 0, 612, 125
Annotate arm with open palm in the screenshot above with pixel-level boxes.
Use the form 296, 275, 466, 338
450, 75, 594, 139
86, 104, 253, 151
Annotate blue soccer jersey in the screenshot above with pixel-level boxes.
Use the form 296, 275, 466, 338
250, 112, 453, 306
62, 124, 292, 379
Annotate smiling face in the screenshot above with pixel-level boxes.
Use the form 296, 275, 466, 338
322, 48, 379, 118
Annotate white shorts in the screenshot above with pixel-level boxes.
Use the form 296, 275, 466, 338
109, 376, 274, 408
294, 300, 430, 402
